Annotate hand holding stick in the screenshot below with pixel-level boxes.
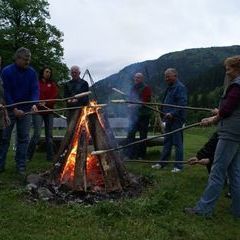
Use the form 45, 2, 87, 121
187, 157, 210, 166
200, 115, 219, 126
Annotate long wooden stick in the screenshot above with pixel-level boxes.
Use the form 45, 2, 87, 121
5, 91, 92, 109
40, 105, 67, 119
24, 104, 107, 116
111, 88, 166, 115
91, 122, 202, 156
112, 88, 127, 96
125, 160, 189, 164
111, 99, 213, 112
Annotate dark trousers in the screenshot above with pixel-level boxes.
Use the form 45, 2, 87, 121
66, 109, 75, 125
27, 113, 54, 161
125, 115, 150, 159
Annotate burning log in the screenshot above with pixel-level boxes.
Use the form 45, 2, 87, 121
88, 111, 122, 192
91, 109, 130, 187
74, 127, 88, 191
51, 109, 81, 181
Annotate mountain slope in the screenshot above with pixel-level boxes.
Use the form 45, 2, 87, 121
94, 45, 240, 103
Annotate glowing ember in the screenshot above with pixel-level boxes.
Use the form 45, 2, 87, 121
86, 155, 104, 187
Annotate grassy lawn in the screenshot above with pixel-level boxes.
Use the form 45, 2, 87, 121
0, 127, 239, 240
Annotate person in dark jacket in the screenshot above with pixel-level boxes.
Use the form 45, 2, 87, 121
27, 67, 58, 162
64, 65, 89, 124
152, 68, 187, 172
0, 47, 39, 175
125, 72, 152, 159
185, 55, 240, 218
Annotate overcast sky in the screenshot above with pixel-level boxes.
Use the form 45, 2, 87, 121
48, 0, 240, 81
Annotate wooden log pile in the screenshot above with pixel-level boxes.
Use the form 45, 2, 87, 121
51, 106, 131, 192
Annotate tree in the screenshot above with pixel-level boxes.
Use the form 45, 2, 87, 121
0, 0, 69, 81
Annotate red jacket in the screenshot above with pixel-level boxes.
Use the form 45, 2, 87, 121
38, 79, 58, 112
129, 82, 152, 116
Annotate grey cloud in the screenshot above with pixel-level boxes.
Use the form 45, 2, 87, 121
48, 0, 240, 80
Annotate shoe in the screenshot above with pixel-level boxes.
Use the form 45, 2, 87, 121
17, 169, 26, 176
184, 207, 198, 215
225, 192, 231, 198
184, 207, 212, 218
151, 163, 164, 169
171, 167, 182, 173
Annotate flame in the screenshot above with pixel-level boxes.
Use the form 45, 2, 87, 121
59, 145, 77, 184
60, 101, 104, 189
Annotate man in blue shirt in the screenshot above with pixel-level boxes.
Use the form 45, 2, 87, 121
0, 47, 39, 175
152, 68, 187, 172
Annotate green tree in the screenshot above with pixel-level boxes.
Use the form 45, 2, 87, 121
0, 0, 69, 81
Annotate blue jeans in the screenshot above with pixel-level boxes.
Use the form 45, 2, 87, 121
0, 112, 31, 171
159, 120, 184, 169
27, 113, 54, 161
195, 139, 240, 217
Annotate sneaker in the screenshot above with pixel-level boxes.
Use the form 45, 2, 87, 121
17, 169, 26, 176
171, 167, 182, 173
225, 192, 231, 199
151, 163, 164, 169
184, 207, 199, 215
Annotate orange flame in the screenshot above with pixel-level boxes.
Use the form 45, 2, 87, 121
60, 101, 104, 189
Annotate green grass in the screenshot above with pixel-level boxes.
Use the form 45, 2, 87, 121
0, 127, 239, 240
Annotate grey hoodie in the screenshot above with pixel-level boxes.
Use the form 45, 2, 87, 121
218, 76, 240, 142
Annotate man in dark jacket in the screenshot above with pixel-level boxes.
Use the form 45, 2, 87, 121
152, 68, 187, 172
64, 65, 89, 124
125, 72, 152, 159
